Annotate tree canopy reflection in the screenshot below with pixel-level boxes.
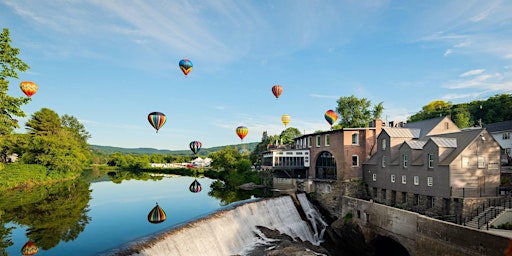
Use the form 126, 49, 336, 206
0, 179, 91, 253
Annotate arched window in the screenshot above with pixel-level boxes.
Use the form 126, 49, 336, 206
352, 133, 358, 145
315, 151, 337, 180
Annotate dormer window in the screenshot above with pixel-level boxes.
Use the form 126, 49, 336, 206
428, 154, 434, 169
403, 154, 408, 168
382, 138, 387, 150
382, 156, 386, 167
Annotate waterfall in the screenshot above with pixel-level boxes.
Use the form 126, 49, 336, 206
103, 195, 326, 256
297, 193, 328, 244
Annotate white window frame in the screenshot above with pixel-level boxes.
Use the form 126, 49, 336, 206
325, 134, 330, 146
427, 177, 433, 186
504, 132, 510, 140
391, 174, 395, 183
402, 175, 407, 184
462, 156, 469, 168
372, 173, 377, 181
428, 154, 434, 169
403, 154, 408, 168
382, 156, 386, 167
414, 176, 419, 185
316, 135, 321, 147
307, 137, 312, 148
477, 156, 486, 168
352, 133, 358, 145
382, 138, 387, 150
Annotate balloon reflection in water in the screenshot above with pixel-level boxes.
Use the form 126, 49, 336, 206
147, 203, 167, 224
21, 240, 38, 256
189, 179, 202, 193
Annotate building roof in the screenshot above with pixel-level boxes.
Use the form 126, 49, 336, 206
484, 120, 512, 133
383, 127, 420, 138
431, 128, 483, 165
403, 140, 426, 149
403, 116, 448, 138
429, 137, 457, 148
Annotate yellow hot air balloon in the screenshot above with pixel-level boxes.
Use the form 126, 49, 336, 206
20, 81, 38, 97
281, 114, 290, 127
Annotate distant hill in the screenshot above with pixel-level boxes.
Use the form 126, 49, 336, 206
89, 142, 258, 156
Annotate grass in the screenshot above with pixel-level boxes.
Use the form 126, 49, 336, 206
0, 163, 77, 191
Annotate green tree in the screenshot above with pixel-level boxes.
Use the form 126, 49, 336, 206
408, 100, 452, 122
0, 28, 31, 136
279, 127, 302, 145
209, 146, 240, 170
451, 105, 472, 128
61, 114, 91, 141
335, 95, 384, 128
25, 108, 61, 135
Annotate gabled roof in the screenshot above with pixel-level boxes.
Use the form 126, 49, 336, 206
403, 140, 426, 150
484, 120, 512, 133
429, 137, 457, 148
383, 127, 420, 138
403, 116, 449, 138
431, 128, 483, 165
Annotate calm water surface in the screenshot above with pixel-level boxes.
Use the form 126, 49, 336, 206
1, 173, 257, 255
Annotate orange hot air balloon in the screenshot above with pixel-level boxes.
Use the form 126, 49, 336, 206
236, 126, 248, 141
20, 81, 38, 97
271, 85, 283, 99
281, 114, 290, 127
21, 240, 38, 255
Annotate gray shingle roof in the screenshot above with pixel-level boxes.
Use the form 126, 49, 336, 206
403, 116, 450, 138
429, 137, 457, 148
383, 127, 420, 138
432, 128, 483, 165
404, 140, 426, 149
484, 120, 512, 133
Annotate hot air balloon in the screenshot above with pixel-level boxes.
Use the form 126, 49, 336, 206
189, 179, 202, 193
148, 112, 167, 133
147, 203, 166, 224
236, 126, 248, 141
271, 85, 283, 99
190, 141, 202, 155
20, 81, 38, 97
21, 241, 38, 256
281, 114, 290, 127
325, 109, 338, 127
179, 59, 193, 77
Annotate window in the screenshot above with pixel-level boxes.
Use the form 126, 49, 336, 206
462, 156, 470, 168
372, 173, 376, 181
427, 177, 433, 186
504, 132, 510, 140
403, 154, 408, 168
478, 156, 486, 168
382, 138, 387, 150
444, 122, 449, 129
381, 189, 386, 200
428, 154, 434, 169
308, 137, 312, 148
391, 174, 395, 183
414, 176, 419, 185
402, 175, 407, 184
427, 196, 434, 208
402, 192, 407, 204
316, 136, 321, 147
325, 134, 330, 146
373, 187, 377, 196
382, 156, 386, 167
352, 133, 358, 145
352, 155, 359, 166
414, 194, 419, 206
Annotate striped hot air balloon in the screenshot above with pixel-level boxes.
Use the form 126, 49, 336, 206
147, 203, 166, 224
189, 179, 202, 193
179, 59, 193, 77
189, 141, 202, 155
148, 112, 167, 133
271, 85, 283, 99
325, 110, 338, 127
20, 81, 38, 97
236, 126, 248, 141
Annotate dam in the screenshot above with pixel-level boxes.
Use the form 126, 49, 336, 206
101, 194, 327, 256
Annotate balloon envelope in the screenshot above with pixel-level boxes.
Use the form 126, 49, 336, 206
325, 110, 338, 126
189, 141, 202, 155
148, 112, 167, 132
148, 203, 166, 224
189, 179, 202, 193
271, 85, 283, 99
20, 81, 38, 97
236, 126, 248, 141
21, 240, 38, 256
179, 59, 193, 76
281, 114, 290, 127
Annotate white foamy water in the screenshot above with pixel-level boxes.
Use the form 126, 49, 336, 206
106, 195, 325, 256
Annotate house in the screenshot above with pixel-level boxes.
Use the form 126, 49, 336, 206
484, 119, 512, 165
191, 157, 212, 167
363, 116, 501, 219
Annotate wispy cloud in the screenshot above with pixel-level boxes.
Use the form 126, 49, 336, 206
460, 69, 485, 77
310, 94, 338, 99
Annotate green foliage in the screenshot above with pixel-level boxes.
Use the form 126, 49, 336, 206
280, 127, 302, 145
89, 142, 258, 156
408, 94, 512, 126
208, 146, 248, 170
343, 211, 353, 223
0, 28, 31, 136
335, 95, 384, 128
0, 163, 71, 192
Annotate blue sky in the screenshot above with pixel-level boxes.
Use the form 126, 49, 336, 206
1, 1, 511, 150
